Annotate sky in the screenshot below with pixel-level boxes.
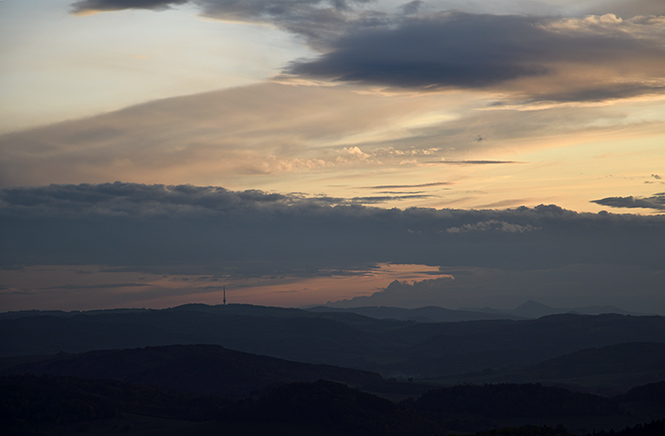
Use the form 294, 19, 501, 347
0, 0, 664, 313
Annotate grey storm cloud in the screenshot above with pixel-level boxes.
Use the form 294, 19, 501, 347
2, 183, 664, 274
286, 12, 665, 100
287, 13, 551, 88
592, 193, 665, 210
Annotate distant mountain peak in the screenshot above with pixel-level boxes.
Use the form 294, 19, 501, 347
517, 300, 551, 309
510, 300, 558, 318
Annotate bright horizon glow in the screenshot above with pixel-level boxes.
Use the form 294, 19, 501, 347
0, 263, 451, 311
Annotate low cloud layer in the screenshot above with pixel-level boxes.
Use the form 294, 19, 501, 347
328, 264, 665, 312
2, 183, 663, 311
445, 220, 539, 233
2, 183, 663, 271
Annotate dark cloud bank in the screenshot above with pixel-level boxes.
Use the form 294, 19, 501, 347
285, 11, 665, 101
2, 183, 663, 311
2, 182, 663, 270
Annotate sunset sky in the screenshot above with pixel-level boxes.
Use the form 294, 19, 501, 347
1, 0, 664, 313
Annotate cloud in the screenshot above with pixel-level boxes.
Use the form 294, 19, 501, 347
285, 12, 665, 102
327, 264, 665, 312
399, 0, 422, 15
361, 182, 451, 189
445, 220, 539, 233
70, 0, 374, 49
589, 0, 665, 18
348, 194, 435, 203
287, 13, 549, 87
591, 193, 665, 210
0, 83, 453, 187
427, 160, 522, 165
70, 0, 188, 14
2, 183, 664, 274
3, 183, 664, 312
0, 287, 37, 296
42, 282, 153, 290
67, 1, 665, 103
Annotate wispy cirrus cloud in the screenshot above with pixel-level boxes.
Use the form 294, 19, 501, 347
2, 182, 664, 271
361, 182, 451, 189
42, 282, 153, 290
426, 160, 522, 165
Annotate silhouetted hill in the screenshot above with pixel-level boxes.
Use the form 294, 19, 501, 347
511, 300, 565, 318
2, 304, 664, 391
377, 313, 665, 379
306, 305, 524, 322
0, 315, 192, 356
476, 425, 574, 436
0, 373, 227, 427
464, 300, 638, 319
434, 343, 665, 395
415, 383, 625, 418
523, 342, 665, 386
218, 380, 441, 436
617, 381, 665, 404
613, 381, 665, 418
1, 344, 383, 397
221, 381, 636, 435
2, 373, 661, 436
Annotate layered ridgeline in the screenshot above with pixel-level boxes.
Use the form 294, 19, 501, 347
2, 304, 665, 435
2, 344, 665, 435
2, 304, 665, 392
2, 355, 664, 435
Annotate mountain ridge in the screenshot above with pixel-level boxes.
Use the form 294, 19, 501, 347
2, 304, 664, 392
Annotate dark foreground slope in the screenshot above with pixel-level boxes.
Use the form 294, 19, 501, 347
1, 344, 382, 397
5, 373, 664, 436
3, 340, 664, 435
432, 342, 665, 395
